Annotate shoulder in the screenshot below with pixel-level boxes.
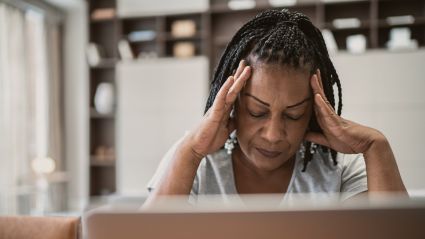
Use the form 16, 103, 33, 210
291, 149, 367, 195
194, 148, 236, 194
197, 149, 233, 177
293, 150, 341, 186
302, 149, 365, 173
202, 149, 231, 168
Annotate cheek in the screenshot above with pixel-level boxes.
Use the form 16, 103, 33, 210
235, 115, 259, 139
285, 108, 313, 140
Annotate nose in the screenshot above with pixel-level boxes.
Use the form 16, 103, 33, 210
260, 116, 285, 144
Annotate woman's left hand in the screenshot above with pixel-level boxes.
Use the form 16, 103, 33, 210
305, 69, 385, 154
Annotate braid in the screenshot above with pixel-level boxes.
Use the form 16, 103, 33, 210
206, 9, 343, 170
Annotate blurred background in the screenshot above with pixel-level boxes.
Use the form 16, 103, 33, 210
0, 0, 424, 216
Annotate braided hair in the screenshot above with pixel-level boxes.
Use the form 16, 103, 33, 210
204, 9, 343, 171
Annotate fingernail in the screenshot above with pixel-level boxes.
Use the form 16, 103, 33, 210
315, 93, 321, 102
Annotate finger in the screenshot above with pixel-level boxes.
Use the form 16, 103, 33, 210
212, 76, 235, 113
234, 60, 246, 79
311, 73, 325, 99
314, 93, 339, 126
316, 69, 324, 91
226, 65, 251, 105
311, 71, 334, 111
304, 132, 330, 148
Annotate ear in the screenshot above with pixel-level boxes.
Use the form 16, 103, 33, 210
230, 102, 239, 126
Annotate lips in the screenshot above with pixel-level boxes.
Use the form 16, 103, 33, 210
255, 147, 282, 158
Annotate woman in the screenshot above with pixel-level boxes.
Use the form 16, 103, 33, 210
145, 9, 406, 204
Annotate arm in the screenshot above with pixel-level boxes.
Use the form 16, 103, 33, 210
305, 70, 407, 194
363, 133, 406, 192
143, 60, 252, 208
143, 138, 203, 208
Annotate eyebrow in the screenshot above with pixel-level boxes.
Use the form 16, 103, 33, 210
244, 93, 311, 108
287, 97, 311, 108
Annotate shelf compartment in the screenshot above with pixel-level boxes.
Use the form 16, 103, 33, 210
121, 17, 157, 36
378, 0, 425, 20
128, 41, 159, 58
90, 166, 116, 196
165, 40, 203, 57
165, 14, 203, 38
329, 28, 371, 50
324, 1, 371, 25
89, 20, 119, 58
378, 24, 425, 48
90, 118, 116, 155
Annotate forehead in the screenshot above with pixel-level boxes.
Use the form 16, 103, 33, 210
243, 63, 311, 106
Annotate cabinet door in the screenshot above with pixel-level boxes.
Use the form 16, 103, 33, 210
117, 57, 209, 195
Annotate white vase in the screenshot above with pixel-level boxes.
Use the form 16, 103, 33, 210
94, 82, 114, 114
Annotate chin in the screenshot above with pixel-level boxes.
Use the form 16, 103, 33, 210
249, 150, 292, 171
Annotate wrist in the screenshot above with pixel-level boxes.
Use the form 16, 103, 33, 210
181, 134, 205, 163
364, 130, 389, 157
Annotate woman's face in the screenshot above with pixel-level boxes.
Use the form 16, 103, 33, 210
234, 62, 313, 172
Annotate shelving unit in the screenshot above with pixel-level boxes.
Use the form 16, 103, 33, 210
86, 0, 425, 199
87, 0, 119, 197
120, 13, 210, 58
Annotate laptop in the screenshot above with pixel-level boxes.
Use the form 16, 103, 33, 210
85, 194, 425, 239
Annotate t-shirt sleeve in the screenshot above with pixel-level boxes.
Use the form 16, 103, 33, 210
340, 153, 368, 201
146, 135, 199, 200
146, 138, 180, 193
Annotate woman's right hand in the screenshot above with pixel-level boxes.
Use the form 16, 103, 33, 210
185, 60, 252, 160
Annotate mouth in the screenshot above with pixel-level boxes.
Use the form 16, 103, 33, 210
255, 147, 282, 158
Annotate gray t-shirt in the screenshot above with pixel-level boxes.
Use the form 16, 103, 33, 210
147, 138, 368, 202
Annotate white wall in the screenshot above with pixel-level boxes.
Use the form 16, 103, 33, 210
116, 57, 209, 196
332, 49, 425, 192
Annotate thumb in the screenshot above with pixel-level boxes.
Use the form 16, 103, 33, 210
305, 132, 330, 148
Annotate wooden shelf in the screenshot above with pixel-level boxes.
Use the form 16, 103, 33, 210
90, 17, 116, 23
90, 156, 116, 167
377, 17, 425, 28
90, 58, 118, 69
90, 108, 115, 119
127, 38, 157, 43
162, 32, 205, 41
324, 20, 371, 31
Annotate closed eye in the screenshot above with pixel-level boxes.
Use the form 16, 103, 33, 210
248, 110, 267, 118
285, 113, 304, 121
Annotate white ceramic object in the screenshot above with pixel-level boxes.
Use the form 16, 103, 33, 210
322, 29, 338, 54
86, 43, 101, 66
386, 27, 418, 51
346, 34, 366, 54
94, 82, 115, 114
